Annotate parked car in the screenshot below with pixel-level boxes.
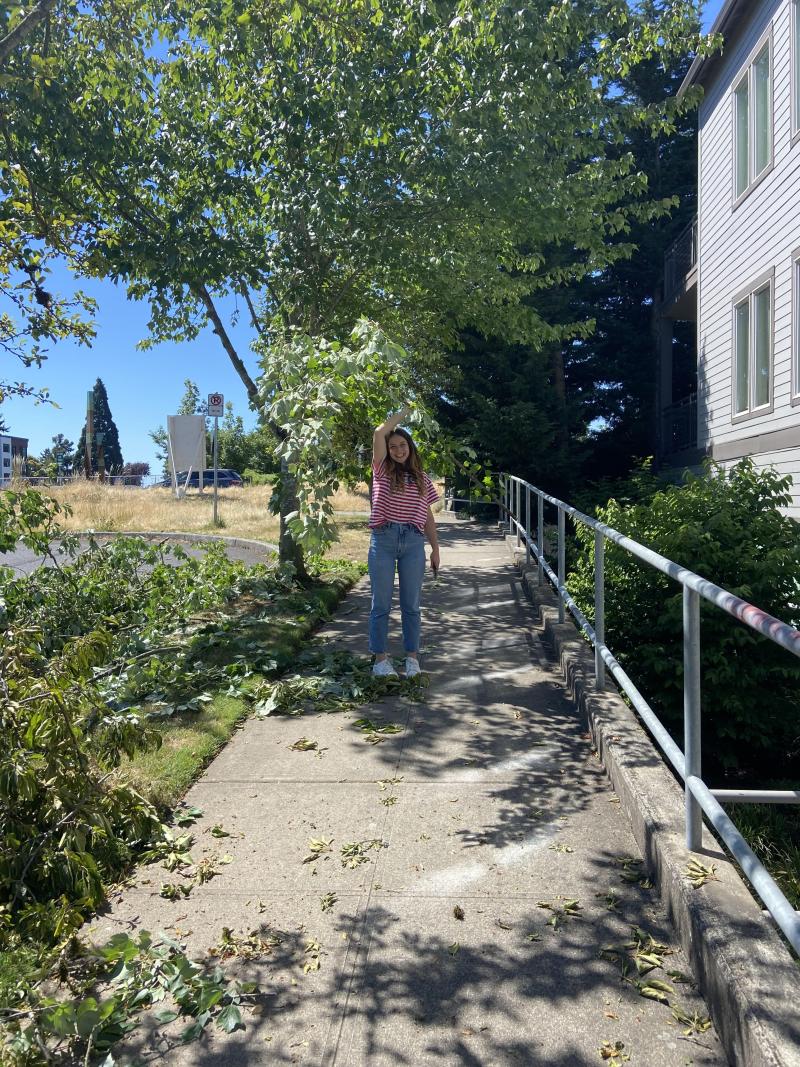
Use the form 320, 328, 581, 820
154, 469, 244, 488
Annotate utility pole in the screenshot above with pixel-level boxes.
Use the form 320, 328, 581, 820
84, 390, 94, 478
96, 432, 106, 482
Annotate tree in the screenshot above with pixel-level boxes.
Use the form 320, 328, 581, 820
35, 433, 76, 479
0, 244, 96, 433
2, 0, 708, 563
120, 461, 150, 486
0, 4, 96, 432
215, 403, 248, 473
437, 329, 586, 498
439, 0, 703, 496
0, 0, 59, 67
240, 423, 280, 476
77, 378, 123, 477
564, 0, 702, 480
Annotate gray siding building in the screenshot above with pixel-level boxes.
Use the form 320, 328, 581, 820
674, 0, 800, 517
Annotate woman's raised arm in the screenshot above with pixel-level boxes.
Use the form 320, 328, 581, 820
372, 406, 411, 466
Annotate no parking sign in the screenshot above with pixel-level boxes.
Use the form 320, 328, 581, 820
207, 393, 224, 417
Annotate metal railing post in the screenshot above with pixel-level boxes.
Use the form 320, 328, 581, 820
684, 586, 702, 850
594, 530, 605, 689
537, 492, 544, 584
525, 485, 531, 565
508, 477, 513, 534
515, 479, 521, 547
557, 507, 565, 624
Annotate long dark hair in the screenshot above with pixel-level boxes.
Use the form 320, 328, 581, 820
385, 428, 426, 496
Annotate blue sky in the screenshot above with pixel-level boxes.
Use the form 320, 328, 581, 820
3, 271, 261, 473
3, 1, 725, 473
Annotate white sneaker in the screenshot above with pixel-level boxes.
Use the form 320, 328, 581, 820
405, 657, 421, 678
373, 659, 398, 678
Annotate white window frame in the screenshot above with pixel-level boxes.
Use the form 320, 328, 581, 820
793, 249, 800, 404
793, 0, 800, 142
732, 30, 773, 206
732, 268, 774, 422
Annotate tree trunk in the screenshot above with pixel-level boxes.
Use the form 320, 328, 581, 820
549, 345, 570, 489
648, 292, 663, 458
278, 457, 308, 581
191, 285, 309, 576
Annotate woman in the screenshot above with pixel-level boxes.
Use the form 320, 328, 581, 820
368, 407, 440, 677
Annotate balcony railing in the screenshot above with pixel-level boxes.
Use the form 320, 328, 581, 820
660, 393, 697, 455
663, 217, 698, 305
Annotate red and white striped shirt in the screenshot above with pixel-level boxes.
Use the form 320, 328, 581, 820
370, 459, 439, 531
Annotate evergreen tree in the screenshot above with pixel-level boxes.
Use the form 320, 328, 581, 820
36, 433, 76, 478
77, 378, 123, 475
565, 0, 699, 481
441, 0, 699, 496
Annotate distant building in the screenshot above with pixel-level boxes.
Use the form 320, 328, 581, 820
0, 433, 28, 484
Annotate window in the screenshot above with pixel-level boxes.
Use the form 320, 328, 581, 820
1, 443, 9, 452
794, 0, 800, 138
733, 273, 773, 417
734, 38, 772, 200
794, 251, 800, 400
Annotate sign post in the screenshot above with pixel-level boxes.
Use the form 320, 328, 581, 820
207, 393, 224, 526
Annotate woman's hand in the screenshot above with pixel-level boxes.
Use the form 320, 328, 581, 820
429, 546, 440, 575
373, 406, 412, 465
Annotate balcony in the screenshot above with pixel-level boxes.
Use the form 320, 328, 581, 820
660, 393, 698, 457
662, 217, 697, 320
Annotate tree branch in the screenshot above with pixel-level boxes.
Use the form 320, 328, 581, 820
191, 282, 260, 407
239, 280, 267, 340
0, 0, 58, 67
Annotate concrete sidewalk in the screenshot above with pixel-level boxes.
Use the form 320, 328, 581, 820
97, 518, 725, 1066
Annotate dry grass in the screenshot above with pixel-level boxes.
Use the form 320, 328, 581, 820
34, 480, 376, 560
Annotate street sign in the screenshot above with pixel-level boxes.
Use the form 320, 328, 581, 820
207, 393, 224, 417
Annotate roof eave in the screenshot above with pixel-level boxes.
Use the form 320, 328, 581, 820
678, 0, 751, 98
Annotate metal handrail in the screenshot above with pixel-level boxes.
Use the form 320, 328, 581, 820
499, 473, 800, 954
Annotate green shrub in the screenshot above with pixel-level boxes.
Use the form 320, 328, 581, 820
569, 460, 800, 778
0, 625, 163, 945
242, 468, 276, 486
0, 490, 277, 945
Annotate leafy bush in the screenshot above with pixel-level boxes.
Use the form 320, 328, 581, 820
0, 490, 282, 945
1, 510, 265, 658
0, 625, 163, 945
242, 468, 276, 486
2, 930, 257, 1064
569, 460, 800, 778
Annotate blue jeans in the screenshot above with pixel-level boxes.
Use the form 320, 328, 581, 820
368, 522, 427, 655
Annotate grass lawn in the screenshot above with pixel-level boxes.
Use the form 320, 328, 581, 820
37, 481, 374, 560
29, 479, 444, 562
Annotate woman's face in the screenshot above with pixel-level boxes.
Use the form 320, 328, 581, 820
388, 434, 410, 464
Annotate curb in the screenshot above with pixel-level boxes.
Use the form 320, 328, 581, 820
506, 539, 800, 1067
75, 530, 279, 554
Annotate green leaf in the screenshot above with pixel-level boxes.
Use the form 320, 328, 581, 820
216, 1004, 243, 1033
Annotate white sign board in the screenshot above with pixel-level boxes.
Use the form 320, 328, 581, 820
207, 393, 224, 418
167, 415, 206, 496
